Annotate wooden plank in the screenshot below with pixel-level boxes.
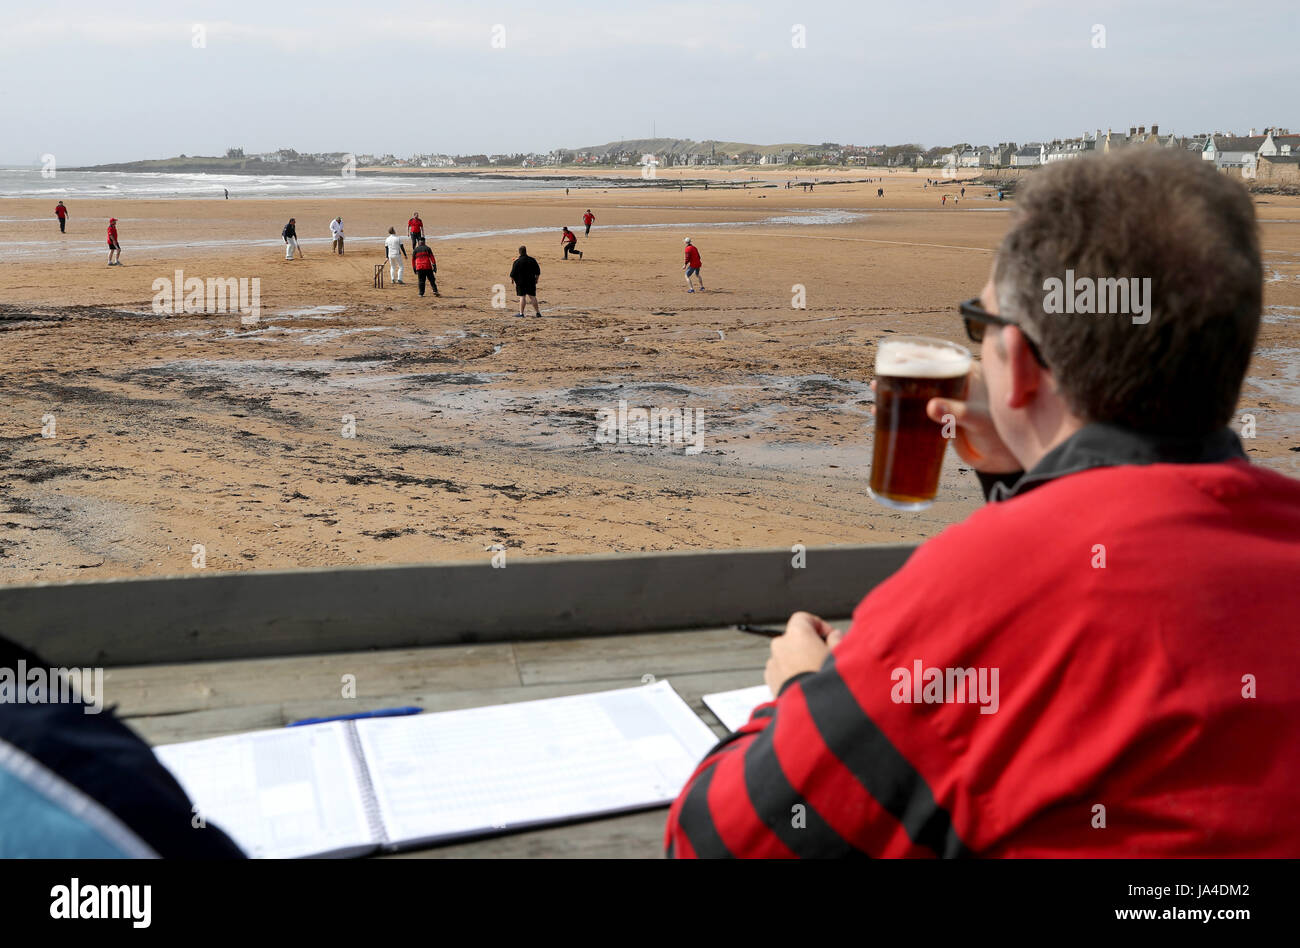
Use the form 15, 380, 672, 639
516, 627, 768, 686
515, 622, 846, 685
104, 644, 521, 717
0, 544, 913, 666
125, 704, 287, 745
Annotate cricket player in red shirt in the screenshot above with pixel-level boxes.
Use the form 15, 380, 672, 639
683, 238, 703, 292
106, 218, 121, 266
561, 227, 582, 260
583, 210, 595, 236
408, 213, 424, 254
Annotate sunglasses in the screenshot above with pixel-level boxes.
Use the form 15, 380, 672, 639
959, 297, 1048, 368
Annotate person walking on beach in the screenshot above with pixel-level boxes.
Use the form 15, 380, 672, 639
55, 201, 68, 233
330, 217, 345, 255
407, 212, 424, 253
383, 227, 407, 284
961, 186, 966, 199
583, 209, 595, 236
878, 187, 884, 197
561, 226, 583, 260
411, 238, 439, 297
510, 245, 541, 317
106, 218, 121, 266
283, 218, 301, 260
224, 188, 229, 200
942, 194, 948, 205
683, 237, 704, 292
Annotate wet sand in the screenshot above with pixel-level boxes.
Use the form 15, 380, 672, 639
2, 168, 1298, 581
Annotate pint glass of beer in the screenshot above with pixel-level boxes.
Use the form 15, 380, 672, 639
869, 335, 972, 510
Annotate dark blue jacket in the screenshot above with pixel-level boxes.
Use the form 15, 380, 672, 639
0, 636, 245, 858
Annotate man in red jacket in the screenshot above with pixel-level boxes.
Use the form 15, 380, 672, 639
55, 201, 68, 233
583, 209, 595, 236
411, 238, 439, 297
106, 218, 121, 266
665, 148, 1300, 858
683, 238, 703, 292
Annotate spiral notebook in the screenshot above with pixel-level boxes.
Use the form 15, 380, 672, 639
153, 680, 720, 859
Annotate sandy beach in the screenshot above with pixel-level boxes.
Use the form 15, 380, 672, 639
2, 166, 1298, 583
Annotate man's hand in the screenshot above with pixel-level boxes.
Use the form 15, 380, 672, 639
764, 611, 843, 696
924, 360, 1020, 473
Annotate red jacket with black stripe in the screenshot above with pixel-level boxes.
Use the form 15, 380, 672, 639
664, 425, 1300, 857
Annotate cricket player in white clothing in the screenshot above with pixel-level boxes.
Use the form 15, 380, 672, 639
383, 227, 407, 284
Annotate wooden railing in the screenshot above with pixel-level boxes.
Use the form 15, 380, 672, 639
0, 544, 917, 666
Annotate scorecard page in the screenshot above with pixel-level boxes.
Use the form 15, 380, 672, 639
702, 684, 774, 732
154, 721, 376, 859
354, 680, 721, 847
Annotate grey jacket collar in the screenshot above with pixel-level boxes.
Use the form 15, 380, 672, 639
988, 423, 1248, 502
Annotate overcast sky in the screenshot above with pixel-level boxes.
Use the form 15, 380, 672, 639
2, 0, 1293, 165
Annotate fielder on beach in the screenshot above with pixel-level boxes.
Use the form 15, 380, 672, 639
283, 218, 301, 259
408, 212, 424, 254
412, 239, 439, 297
684, 237, 704, 292
510, 245, 542, 317
383, 227, 407, 284
106, 217, 121, 266
561, 226, 583, 260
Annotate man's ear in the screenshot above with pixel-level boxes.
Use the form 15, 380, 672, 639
1002, 325, 1042, 410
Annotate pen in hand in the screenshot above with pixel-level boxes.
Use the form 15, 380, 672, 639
735, 623, 784, 638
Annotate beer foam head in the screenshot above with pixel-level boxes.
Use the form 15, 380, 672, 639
875, 339, 971, 378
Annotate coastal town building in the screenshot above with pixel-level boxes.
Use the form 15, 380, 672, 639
1258, 128, 1300, 157
1203, 134, 1267, 173
957, 146, 992, 168
1011, 144, 1044, 167
1044, 134, 1097, 162
989, 143, 1017, 168
1255, 154, 1300, 184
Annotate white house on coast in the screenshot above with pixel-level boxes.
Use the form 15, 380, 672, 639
1202, 133, 1266, 173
